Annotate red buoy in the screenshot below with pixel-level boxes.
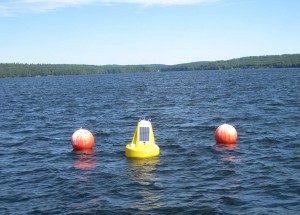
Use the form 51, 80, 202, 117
71, 129, 94, 150
215, 124, 238, 144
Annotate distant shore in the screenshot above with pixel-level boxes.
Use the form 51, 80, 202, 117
1, 54, 299, 78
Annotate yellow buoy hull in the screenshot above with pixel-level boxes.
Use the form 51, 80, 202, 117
126, 143, 160, 158
125, 119, 160, 158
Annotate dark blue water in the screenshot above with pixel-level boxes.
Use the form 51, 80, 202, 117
0, 69, 299, 214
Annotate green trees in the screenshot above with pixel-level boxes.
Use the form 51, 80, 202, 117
161, 54, 300, 71
0, 64, 160, 78
0, 54, 299, 78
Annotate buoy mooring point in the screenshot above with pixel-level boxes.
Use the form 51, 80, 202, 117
125, 120, 160, 158
71, 128, 95, 150
215, 124, 238, 145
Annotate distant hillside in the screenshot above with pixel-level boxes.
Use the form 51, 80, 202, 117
161, 54, 300, 71
0, 64, 160, 78
0, 54, 299, 78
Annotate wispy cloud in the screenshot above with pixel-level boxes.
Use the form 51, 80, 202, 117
0, 0, 219, 16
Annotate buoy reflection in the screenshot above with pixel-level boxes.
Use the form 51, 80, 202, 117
73, 149, 97, 170
213, 144, 241, 162
213, 143, 237, 151
127, 157, 162, 210
127, 157, 159, 185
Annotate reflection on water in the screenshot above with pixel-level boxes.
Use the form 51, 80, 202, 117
213, 143, 242, 203
213, 144, 241, 162
222, 156, 241, 162
127, 157, 159, 185
127, 157, 162, 211
213, 143, 237, 151
72, 149, 97, 170
131, 190, 161, 211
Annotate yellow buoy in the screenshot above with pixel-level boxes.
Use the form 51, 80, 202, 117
125, 119, 160, 158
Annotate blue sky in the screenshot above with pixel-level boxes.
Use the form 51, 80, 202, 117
0, 0, 299, 65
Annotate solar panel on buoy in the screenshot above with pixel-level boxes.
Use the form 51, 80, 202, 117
139, 127, 149, 143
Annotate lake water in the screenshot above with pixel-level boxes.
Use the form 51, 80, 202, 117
0, 69, 299, 214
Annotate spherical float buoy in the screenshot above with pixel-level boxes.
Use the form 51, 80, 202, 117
71, 128, 94, 150
215, 124, 238, 144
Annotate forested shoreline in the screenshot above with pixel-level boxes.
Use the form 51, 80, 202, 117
161, 54, 300, 71
1, 54, 299, 78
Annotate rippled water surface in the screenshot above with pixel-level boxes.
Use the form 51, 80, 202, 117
1, 69, 299, 214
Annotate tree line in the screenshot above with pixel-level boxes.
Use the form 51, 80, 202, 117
0, 54, 299, 78
0, 64, 161, 78
161, 54, 300, 71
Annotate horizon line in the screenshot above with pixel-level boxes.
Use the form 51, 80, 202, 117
1, 53, 299, 66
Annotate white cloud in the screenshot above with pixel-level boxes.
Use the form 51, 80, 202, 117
0, 0, 218, 16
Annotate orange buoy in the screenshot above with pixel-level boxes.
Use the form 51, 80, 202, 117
71, 128, 94, 150
215, 124, 238, 144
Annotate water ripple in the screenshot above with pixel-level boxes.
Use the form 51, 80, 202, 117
0, 69, 300, 214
